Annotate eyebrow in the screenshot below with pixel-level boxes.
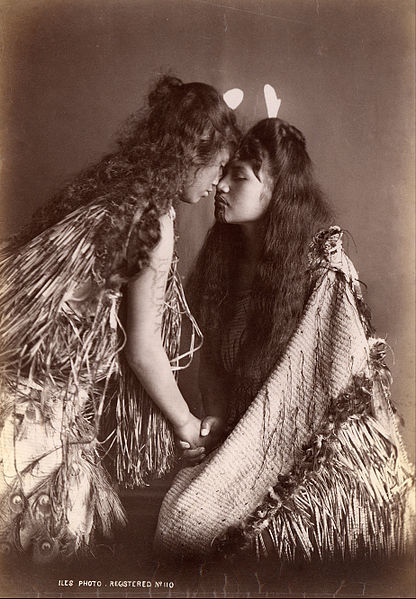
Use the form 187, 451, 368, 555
227, 161, 251, 175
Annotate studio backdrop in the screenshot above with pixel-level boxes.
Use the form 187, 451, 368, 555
1, 0, 414, 458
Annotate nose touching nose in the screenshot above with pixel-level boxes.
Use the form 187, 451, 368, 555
212, 170, 222, 187
217, 177, 229, 193
213, 164, 231, 191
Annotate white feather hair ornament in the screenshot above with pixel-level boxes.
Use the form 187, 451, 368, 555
223, 88, 244, 110
223, 84, 281, 117
264, 84, 281, 117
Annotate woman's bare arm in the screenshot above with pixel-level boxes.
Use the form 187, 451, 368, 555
125, 211, 202, 448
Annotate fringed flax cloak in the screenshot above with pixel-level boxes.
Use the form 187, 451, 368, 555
0, 200, 201, 563
154, 227, 415, 561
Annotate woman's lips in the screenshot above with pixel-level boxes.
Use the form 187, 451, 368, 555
215, 194, 228, 206
214, 198, 227, 222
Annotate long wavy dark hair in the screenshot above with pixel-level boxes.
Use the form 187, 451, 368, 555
11, 75, 240, 279
189, 118, 333, 407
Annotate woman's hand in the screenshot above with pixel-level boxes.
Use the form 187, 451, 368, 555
200, 415, 226, 454
173, 412, 205, 450
178, 415, 226, 466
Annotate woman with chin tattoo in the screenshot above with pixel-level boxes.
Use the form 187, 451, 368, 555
155, 117, 414, 564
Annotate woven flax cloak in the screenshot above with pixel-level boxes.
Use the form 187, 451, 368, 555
155, 227, 415, 560
0, 199, 200, 562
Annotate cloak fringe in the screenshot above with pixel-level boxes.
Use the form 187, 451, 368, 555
220, 372, 414, 561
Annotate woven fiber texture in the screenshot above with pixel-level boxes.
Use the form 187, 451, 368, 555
155, 245, 414, 560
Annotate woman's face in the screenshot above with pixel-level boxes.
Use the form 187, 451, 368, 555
182, 149, 230, 204
214, 159, 272, 224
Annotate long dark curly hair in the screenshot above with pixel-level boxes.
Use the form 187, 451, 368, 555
189, 118, 333, 407
11, 75, 240, 279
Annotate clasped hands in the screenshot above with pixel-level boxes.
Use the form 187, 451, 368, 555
174, 414, 225, 466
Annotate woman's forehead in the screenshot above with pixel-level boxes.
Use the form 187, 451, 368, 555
210, 147, 231, 165
227, 159, 253, 171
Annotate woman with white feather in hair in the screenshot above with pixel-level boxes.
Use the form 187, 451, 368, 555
155, 116, 415, 563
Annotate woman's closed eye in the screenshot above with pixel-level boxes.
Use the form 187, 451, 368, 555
230, 168, 248, 180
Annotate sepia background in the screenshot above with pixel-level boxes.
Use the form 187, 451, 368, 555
0, 1, 415, 597
1, 0, 414, 461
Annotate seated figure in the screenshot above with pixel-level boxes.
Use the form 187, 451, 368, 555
154, 117, 415, 562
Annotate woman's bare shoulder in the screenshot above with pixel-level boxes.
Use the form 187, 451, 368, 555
147, 210, 175, 266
